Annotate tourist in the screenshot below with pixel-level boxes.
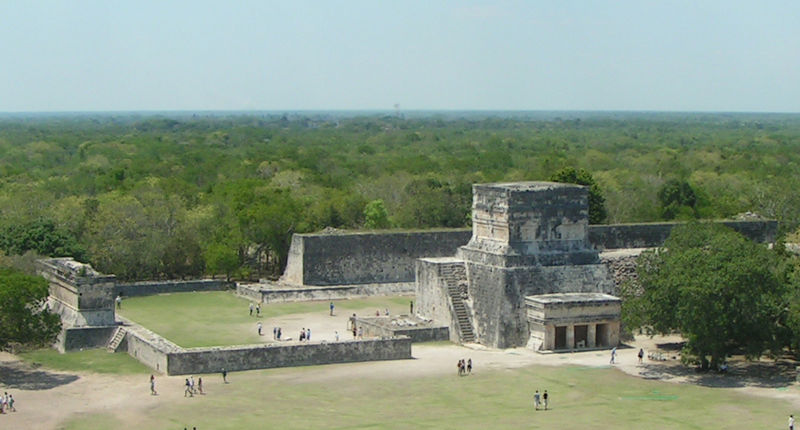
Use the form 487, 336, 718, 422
330, 301, 334, 316
610, 347, 617, 364
384, 308, 389, 316
533, 390, 541, 410
115, 294, 122, 309
638, 348, 644, 364
249, 302, 254, 316
410, 300, 414, 314
467, 358, 472, 374
335, 330, 339, 341
300, 328, 306, 341
543, 390, 549, 410
306, 328, 311, 341
221, 368, 228, 383
7, 394, 14, 412
357, 326, 363, 339
277, 327, 282, 340
190, 376, 195, 393
0, 392, 5, 413
197, 377, 203, 394
273, 326, 277, 339
790, 414, 795, 430
256, 303, 261, 317
457, 359, 463, 376
257, 321, 263, 336
150, 374, 157, 395
352, 325, 357, 339
184, 379, 193, 397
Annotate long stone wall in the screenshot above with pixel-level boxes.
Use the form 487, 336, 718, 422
283, 221, 776, 287
237, 282, 414, 303
120, 318, 412, 375
116, 279, 232, 297
282, 230, 473, 286
167, 337, 412, 375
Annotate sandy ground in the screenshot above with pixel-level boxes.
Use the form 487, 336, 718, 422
3, 333, 800, 429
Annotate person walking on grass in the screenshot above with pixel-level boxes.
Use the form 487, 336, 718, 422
610, 347, 617, 364
256, 303, 261, 317
249, 302, 254, 316
222, 368, 228, 383
790, 414, 795, 430
638, 348, 644, 364
197, 377, 203, 394
543, 390, 549, 410
257, 321, 263, 336
7, 394, 14, 412
533, 390, 541, 410
184, 379, 193, 397
330, 301, 335, 316
150, 374, 157, 395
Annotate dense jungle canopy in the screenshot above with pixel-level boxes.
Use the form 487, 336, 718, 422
1, 111, 799, 280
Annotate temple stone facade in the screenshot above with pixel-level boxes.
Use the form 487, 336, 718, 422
416, 181, 619, 350
37, 258, 117, 327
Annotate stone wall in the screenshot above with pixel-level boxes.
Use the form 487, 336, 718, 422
281, 229, 472, 286
281, 221, 775, 288
56, 326, 117, 352
166, 337, 412, 375
116, 279, 232, 297
237, 282, 414, 304
356, 317, 449, 343
589, 220, 777, 250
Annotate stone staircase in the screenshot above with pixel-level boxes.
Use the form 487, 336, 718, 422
106, 326, 127, 353
442, 263, 475, 343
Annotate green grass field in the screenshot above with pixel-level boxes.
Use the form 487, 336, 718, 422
117, 292, 412, 347
56, 362, 791, 430
19, 348, 151, 374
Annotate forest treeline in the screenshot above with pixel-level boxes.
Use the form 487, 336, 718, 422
1, 112, 799, 280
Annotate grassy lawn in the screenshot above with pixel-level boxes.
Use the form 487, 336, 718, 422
19, 348, 151, 374
118, 292, 412, 347
58, 363, 790, 430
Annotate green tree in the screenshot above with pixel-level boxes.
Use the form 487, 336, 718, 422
364, 199, 390, 229
204, 243, 240, 281
657, 179, 698, 220
0, 267, 61, 349
0, 219, 86, 261
625, 222, 785, 369
549, 167, 608, 224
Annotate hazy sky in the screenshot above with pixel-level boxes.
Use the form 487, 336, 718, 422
1, 1, 798, 112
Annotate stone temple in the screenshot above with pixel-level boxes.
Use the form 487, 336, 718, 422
416, 181, 620, 350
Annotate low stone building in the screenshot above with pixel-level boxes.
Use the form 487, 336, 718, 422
525, 293, 621, 351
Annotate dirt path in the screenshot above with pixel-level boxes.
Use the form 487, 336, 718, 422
3, 335, 800, 429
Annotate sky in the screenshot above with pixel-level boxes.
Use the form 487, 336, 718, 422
1, 1, 799, 113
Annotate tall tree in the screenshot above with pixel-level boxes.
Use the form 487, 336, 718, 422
549, 167, 608, 224
0, 267, 61, 349
624, 222, 785, 369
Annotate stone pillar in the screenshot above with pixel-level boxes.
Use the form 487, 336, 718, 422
566, 324, 575, 350
587, 324, 596, 348
545, 325, 555, 350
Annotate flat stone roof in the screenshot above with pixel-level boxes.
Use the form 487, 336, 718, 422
474, 181, 583, 192
525, 292, 621, 304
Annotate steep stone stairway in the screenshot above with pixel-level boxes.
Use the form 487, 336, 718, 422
106, 326, 127, 352
442, 263, 475, 343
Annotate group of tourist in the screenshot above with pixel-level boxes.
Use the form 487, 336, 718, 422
183, 375, 203, 397
0, 392, 15, 414
457, 358, 472, 376
272, 326, 283, 340
533, 390, 549, 410
248, 302, 261, 317
299, 327, 312, 341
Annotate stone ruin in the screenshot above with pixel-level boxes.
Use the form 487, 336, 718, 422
416, 181, 621, 351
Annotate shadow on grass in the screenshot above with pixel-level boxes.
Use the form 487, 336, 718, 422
0, 360, 79, 390
638, 359, 797, 389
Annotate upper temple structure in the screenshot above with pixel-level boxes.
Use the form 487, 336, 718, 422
416, 181, 620, 350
